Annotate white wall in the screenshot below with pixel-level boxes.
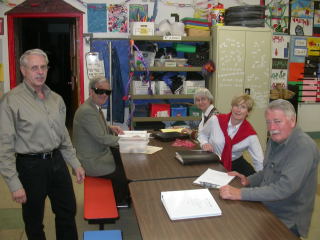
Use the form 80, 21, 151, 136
1, 0, 319, 132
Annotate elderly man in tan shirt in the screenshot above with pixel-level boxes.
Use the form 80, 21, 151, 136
0, 49, 85, 240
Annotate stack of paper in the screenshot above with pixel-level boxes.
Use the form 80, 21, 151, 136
118, 130, 149, 140
161, 189, 221, 221
193, 168, 235, 189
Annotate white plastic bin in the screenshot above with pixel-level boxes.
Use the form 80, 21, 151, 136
118, 138, 149, 153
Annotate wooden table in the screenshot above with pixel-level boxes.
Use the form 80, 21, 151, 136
129, 177, 298, 240
120, 138, 225, 181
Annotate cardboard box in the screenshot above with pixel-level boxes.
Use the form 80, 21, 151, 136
171, 105, 187, 117
132, 80, 156, 95
156, 81, 172, 95
134, 51, 156, 68
188, 105, 202, 117
183, 80, 206, 94
150, 104, 170, 117
131, 22, 154, 36
186, 28, 210, 37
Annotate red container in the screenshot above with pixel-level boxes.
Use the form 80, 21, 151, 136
150, 104, 170, 117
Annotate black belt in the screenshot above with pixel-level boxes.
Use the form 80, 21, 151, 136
16, 149, 58, 160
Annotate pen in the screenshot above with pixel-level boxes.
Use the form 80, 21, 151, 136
199, 181, 220, 189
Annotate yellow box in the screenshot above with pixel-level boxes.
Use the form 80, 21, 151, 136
130, 22, 154, 36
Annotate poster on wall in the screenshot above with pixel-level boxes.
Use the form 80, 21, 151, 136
85, 52, 105, 80
108, 4, 128, 33
87, 4, 107, 33
289, 36, 308, 63
272, 35, 290, 58
314, 1, 320, 36
271, 69, 288, 89
307, 37, 320, 56
290, 17, 313, 36
265, 0, 289, 34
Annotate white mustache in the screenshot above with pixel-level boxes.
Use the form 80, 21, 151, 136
269, 130, 280, 135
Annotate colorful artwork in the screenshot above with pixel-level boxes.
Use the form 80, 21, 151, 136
291, 0, 314, 18
290, 17, 313, 36
108, 4, 128, 33
271, 69, 288, 89
265, 0, 289, 34
87, 4, 107, 33
272, 35, 290, 58
129, 4, 148, 22
307, 37, 320, 56
313, 1, 320, 36
289, 36, 307, 63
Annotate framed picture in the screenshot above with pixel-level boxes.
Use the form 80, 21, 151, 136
0, 18, 4, 35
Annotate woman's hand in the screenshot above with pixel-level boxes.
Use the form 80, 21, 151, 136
201, 143, 214, 152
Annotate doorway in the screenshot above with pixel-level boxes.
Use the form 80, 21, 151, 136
18, 18, 74, 126
6, 4, 84, 129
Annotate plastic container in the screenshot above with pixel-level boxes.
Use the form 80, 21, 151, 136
118, 138, 149, 153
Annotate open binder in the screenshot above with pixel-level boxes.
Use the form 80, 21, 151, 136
175, 150, 220, 165
161, 189, 222, 221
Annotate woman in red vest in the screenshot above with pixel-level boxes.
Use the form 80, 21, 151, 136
198, 94, 264, 176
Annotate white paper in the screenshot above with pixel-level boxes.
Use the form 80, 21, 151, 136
193, 168, 235, 189
161, 189, 221, 221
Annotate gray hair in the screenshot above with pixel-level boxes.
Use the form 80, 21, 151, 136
20, 49, 49, 67
193, 88, 213, 104
89, 76, 109, 89
266, 99, 296, 119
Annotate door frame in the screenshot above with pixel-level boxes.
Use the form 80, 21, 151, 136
6, 12, 85, 104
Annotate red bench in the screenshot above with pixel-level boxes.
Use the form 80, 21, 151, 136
84, 177, 119, 230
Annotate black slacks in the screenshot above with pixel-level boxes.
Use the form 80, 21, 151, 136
100, 147, 130, 206
232, 156, 256, 177
16, 150, 78, 240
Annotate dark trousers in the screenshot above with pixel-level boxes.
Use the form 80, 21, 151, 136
101, 147, 130, 205
16, 150, 78, 240
232, 156, 256, 177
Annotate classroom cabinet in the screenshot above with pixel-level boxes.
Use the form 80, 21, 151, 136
210, 26, 272, 150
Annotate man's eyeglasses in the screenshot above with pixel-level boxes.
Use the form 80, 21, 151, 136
26, 65, 50, 72
92, 88, 112, 95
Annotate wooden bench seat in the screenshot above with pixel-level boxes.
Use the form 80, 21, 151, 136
84, 177, 119, 230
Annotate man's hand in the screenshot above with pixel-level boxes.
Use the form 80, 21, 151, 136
110, 125, 124, 135
228, 171, 250, 186
74, 166, 85, 184
201, 143, 214, 152
219, 185, 242, 200
12, 188, 27, 204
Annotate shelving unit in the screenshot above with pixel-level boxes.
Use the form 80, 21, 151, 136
129, 35, 211, 129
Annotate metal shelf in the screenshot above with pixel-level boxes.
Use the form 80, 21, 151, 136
130, 35, 211, 42
132, 116, 201, 122
133, 66, 202, 72
131, 94, 194, 100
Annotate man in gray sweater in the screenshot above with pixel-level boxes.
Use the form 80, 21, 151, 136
219, 99, 319, 238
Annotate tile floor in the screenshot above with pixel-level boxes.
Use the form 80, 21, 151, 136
0, 139, 319, 240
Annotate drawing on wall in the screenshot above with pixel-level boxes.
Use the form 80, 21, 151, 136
265, 0, 289, 34
271, 69, 288, 88
272, 35, 290, 58
85, 52, 105, 80
129, 4, 148, 22
290, 17, 313, 36
87, 4, 107, 33
289, 36, 308, 63
108, 4, 128, 33
290, 0, 314, 18
307, 37, 320, 56
314, 1, 320, 36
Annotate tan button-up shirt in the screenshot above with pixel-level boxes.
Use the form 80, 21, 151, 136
0, 81, 81, 192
